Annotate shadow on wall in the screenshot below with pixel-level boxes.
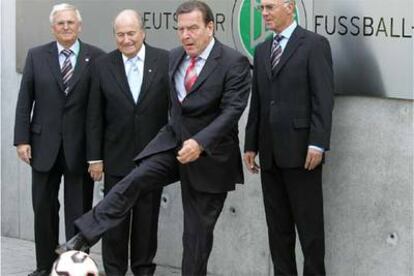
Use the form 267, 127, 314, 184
326, 2, 387, 97
334, 32, 385, 98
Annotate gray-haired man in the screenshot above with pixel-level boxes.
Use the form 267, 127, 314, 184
14, 3, 104, 275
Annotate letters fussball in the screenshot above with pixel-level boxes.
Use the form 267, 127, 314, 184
52, 250, 99, 276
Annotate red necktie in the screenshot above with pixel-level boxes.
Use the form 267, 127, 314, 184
184, 57, 198, 93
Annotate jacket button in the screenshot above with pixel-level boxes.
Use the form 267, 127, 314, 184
270, 100, 275, 105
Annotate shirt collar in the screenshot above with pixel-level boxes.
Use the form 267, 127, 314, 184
122, 44, 146, 64
186, 37, 215, 62
57, 39, 80, 56
274, 21, 297, 40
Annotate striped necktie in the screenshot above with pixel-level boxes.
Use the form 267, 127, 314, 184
184, 57, 198, 93
61, 49, 73, 95
270, 35, 283, 72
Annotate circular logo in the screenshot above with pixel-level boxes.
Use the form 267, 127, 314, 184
232, 0, 308, 59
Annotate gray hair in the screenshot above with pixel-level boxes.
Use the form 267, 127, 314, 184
49, 3, 82, 24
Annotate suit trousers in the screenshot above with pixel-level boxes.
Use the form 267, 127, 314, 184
75, 150, 227, 276
32, 146, 93, 270
180, 170, 227, 276
260, 162, 325, 276
102, 174, 162, 276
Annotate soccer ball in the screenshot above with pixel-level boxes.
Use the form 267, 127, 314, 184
52, 250, 99, 276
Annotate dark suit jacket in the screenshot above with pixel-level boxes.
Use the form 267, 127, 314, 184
86, 45, 169, 176
245, 26, 334, 169
14, 41, 105, 173
135, 40, 251, 193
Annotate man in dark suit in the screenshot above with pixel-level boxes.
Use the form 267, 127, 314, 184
86, 9, 169, 276
244, 0, 334, 275
57, 1, 251, 275
13, 4, 104, 276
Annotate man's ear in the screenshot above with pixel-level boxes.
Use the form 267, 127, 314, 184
286, 1, 295, 15
207, 21, 214, 37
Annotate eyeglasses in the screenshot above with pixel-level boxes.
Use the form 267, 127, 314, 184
256, 1, 291, 12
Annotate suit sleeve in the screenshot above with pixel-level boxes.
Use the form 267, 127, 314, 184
244, 48, 260, 153
86, 60, 104, 161
308, 36, 334, 150
192, 55, 251, 153
14, 50, 35, 146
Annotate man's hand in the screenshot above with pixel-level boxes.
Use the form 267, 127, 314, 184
243, 151, 260, 174
177, 139, 203, 164
17, 144, 31, 164
304, 148, 323, 170
88, 162, 104, 181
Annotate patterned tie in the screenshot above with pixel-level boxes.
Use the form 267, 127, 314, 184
127, 58, 141, 103
61, 49, 73, 95
270, 34, 283, 72
184, 57, 198, 93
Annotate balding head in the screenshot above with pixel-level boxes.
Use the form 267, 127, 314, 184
113, 9, 146, 58
113, 9, 144, 33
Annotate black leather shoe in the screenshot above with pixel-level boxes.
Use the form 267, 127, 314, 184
28, 269, 49, 276
55, 233, 90, 254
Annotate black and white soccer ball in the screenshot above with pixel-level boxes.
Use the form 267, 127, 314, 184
52, 250, 99, 276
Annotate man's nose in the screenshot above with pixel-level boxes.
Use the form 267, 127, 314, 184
182, 31, 190, 40
123, 36, 131, 44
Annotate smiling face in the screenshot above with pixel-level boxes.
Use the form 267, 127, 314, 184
51, 9, 81, 48
260, 0, 295, 33
177, 10, 213, 58
114, 12, 145, 58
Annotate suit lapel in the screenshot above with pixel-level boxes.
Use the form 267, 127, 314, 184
46, 43, 65, 92
273, 26, 304, 77
137, 45, 158, 105
110, 51, 136, 104
169, 40, 221, 100
187, 41, 221, 94
262, 38, 273, 80
66, 41, 90, 95
170, 48, 185, 83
